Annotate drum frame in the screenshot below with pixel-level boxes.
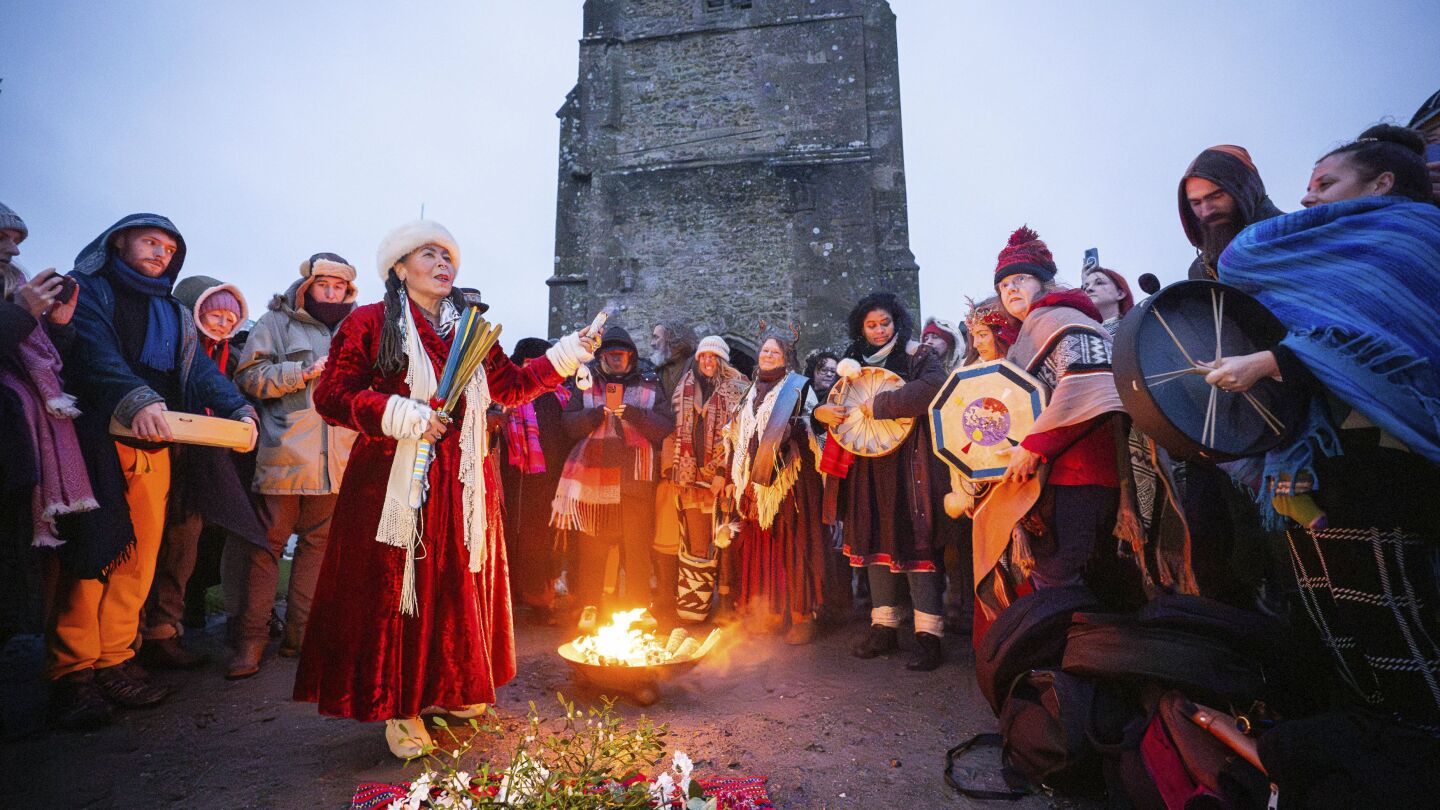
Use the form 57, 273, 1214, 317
929, 360, 1046, 482
1112, 280, 1298, 462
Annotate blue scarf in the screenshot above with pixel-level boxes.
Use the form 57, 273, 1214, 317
107, 256, 181, 372
1219, 196, 1440, 516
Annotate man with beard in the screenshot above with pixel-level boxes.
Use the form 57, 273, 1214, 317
1177, 147, 1281, 603
1179, 145, 1284, 281
649, 321, 696, 401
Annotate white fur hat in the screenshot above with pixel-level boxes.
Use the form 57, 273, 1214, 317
375, 220, 461, 283
695, 335, 730, 362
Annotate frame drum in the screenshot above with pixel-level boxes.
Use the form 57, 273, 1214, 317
1112, 280, 1302, 462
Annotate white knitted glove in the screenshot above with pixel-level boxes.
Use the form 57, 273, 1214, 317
545, 332, 595, 378
381, 395, 433, 440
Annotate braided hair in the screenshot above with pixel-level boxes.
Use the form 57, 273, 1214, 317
375, 266, 471, 377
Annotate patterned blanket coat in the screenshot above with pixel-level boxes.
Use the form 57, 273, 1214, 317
293, 301, 563, 722
838, 343, 949, 572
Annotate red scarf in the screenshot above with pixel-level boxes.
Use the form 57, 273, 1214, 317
504, 370, 570, 474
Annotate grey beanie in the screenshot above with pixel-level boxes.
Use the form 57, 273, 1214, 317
0, 202, 26, 240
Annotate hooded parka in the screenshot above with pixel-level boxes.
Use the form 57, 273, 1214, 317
235, 275, 357, 495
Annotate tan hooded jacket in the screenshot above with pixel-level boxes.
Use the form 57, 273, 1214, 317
235, 272, 357, 495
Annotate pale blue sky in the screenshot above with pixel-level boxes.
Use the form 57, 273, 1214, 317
4, 1, 1436, 343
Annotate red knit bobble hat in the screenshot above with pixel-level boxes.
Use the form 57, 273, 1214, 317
994, 225, 1058, 287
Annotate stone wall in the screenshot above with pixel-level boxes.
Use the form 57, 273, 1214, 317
550, 0, 919, 360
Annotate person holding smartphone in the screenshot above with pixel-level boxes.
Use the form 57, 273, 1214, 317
553, 326, 675, 623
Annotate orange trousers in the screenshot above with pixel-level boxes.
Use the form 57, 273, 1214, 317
48, 443, 170, 678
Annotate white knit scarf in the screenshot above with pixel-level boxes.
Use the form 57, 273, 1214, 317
376, 295, 491, 616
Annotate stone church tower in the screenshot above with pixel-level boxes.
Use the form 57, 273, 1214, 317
547, 0, 920, 363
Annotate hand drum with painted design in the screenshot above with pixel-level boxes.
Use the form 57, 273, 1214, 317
929, 360, 1047, 482
828, 366, 914, 457
1112, 280, 1302, 462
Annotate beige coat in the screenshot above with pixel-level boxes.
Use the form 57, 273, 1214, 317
235, 278, 357, 495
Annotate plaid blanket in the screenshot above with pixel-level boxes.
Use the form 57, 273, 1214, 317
550, 383, 658, 535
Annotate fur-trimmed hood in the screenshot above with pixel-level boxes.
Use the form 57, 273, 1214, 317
270, 276, 356, 323
174, 274, 248, 340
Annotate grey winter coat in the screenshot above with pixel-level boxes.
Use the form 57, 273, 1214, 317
235, 278, 356, 495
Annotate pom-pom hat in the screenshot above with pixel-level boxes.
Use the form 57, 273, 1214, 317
994, 225, 1058, 286
376, 220, 461, 284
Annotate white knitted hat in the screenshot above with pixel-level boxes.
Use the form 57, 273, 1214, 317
375, 220, 460, 283
695, 335, 730, 362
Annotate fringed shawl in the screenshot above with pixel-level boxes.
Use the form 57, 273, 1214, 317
671, 364, 747, 487
972, 299, 1125, 619
549, 383, 658, 535
1219, 196, 1440, 519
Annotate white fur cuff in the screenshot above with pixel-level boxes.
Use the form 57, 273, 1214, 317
381, 395, 433, 440
545, 332, 593, 378
871, 605, 902, 628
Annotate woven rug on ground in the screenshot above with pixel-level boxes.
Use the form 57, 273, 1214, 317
350, 775, 773, 809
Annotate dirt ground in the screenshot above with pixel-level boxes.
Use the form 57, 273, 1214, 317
9, 613, 1081, 809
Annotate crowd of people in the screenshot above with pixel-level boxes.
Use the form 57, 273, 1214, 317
2, 94, 1439, 802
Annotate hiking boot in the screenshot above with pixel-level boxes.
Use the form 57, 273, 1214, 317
851, 624, 899, 659
277, 622, 303, 658
225, 638, 267, 681
94, 661, 171, 708
906, 632, 944, 672
138, 636, 210, 670
50, 670, 113, 730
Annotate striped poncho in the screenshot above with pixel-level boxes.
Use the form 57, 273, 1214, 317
1219, 195, 1440, 503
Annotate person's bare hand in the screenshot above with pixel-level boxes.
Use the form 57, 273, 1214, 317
605, 404, 627, 419
132, 402, 173, 442
858, 398, 875, 419
421, 412, 449, 444
1199, 350, 1279, 393
14, 270, 65, 319
709, 475, 725, 497
303, 355, 328, 381
1000, 445, 1040, 484
813, 403, 848, 426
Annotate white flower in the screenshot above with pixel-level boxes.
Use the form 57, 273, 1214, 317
651, 772, 676, 804
672, 750, 695, 794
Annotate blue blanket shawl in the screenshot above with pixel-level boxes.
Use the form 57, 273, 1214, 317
1219, 195, 1440, 509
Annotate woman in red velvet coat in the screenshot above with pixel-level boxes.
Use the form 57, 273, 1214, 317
293, 221, 596, 758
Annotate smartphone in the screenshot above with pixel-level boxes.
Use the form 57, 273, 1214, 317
1427, 142, 1440, 163
56, 276, 78, 305
605, 382, 624, 411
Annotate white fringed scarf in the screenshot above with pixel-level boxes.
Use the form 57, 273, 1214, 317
376, 296, 492, 616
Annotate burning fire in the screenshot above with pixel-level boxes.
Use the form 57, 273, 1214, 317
571, 609, 715, 667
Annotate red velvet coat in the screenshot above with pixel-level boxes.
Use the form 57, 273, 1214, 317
293, 301, 563, 722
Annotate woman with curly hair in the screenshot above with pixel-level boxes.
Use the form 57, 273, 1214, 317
814, 291, 949, 671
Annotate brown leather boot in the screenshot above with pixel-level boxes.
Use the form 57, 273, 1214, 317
226, 638, 266, 680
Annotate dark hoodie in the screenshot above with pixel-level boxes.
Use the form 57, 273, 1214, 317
560, 325, 674, 447
1178, 146, 1285, 280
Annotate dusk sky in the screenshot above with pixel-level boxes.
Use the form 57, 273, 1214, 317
5, 1, 1436, 343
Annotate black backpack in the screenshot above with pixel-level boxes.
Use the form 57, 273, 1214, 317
975, 585, 1105, 715
997, 668, 1108, 798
